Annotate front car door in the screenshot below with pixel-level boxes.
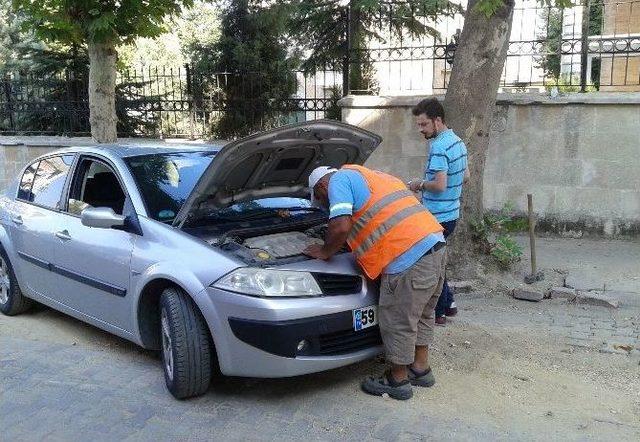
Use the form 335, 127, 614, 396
52, 155, 137, 334
6, 155, 75, 298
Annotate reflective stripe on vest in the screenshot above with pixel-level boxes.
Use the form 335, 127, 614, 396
354, 204, 425, 257
347, 188, 415, 243
341, 164, 443, 279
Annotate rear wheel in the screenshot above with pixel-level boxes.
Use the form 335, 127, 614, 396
159, 286, 212, 399
0, 247, 32, 316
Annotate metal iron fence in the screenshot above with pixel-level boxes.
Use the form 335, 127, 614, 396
352, 0, 640, 94
1, 0, 638, 137
1, 65, 342, 138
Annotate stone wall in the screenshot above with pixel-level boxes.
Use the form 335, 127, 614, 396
340, 93, 640, 237
0, 142, 59, 191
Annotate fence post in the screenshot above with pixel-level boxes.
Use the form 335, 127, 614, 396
580, 0, 590, 92
185, 63, 196, 139
342, 3, 351, 96
3, 74, 15, 132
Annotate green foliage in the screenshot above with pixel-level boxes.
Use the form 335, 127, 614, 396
190, 0, 299, 138
535, 6, 563, 80
470, 201, 524, 269
0, 0, 42, 70
474, 0, 574, 18
536, 2, 603, 90
490, 235, 523, 268
118, 0, 221, 68
544, 74, 598, 92
324, 86, 344, 121
12, 0, 195, 45
474, 0, 507, 18
0, 40, 159, 135
281, 0, 461, 93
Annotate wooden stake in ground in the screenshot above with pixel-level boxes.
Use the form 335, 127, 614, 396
525, 193, 544, 284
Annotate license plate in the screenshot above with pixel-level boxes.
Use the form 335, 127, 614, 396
353, 305, 378, 331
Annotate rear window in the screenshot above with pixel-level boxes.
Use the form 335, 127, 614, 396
17, 161, 39, 201
17, 155, 74, 209
126, 151, 216, 222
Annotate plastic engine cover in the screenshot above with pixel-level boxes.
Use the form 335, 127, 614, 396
243, 231, 323, 258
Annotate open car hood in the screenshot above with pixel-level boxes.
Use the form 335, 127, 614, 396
172, 120, 382, 228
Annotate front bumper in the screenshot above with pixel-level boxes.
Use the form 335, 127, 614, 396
198, 281, 382, 378
229, 310, 382, 358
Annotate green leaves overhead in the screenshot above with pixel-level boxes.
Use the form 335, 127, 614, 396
281, 0, 462, 71
474, 0, 575, 19
12, 0, 195, 44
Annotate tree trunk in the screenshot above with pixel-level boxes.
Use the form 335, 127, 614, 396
88, 40, 117, 143
443, 0, 515, 264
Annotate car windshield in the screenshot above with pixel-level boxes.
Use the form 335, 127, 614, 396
125, 151, 216, 222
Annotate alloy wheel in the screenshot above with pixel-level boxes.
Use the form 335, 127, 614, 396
0, 256, 10, 305
161, 308, 174, 381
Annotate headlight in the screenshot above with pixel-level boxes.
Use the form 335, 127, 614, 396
212, 268, 322, 297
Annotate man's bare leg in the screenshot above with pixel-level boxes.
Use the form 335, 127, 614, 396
390, 364, 409, 382
390, 345, 429, 382
412, 345, 429, 372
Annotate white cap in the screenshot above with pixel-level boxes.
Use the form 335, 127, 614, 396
308, 166, 337, 206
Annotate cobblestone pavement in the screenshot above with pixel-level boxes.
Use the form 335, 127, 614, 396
465, 293, 640, 354
2, 290, 639, 442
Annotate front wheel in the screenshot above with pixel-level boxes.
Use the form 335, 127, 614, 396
159, 287, 213, 399
0, 247, 32, 316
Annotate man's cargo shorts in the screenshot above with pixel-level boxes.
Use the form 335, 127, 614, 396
378, 243, 447, 365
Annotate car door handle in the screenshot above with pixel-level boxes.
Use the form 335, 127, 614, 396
55, 230, 72, 241
10, 215, 23, 225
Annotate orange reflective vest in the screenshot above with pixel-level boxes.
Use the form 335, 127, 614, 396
342, 165, 443, 279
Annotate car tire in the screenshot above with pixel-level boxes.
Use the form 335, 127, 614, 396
159, 286, 212, 399
0, 246, 33, 316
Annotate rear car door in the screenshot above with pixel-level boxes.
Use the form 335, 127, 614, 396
6, 155, 74, 297
52, 155, 136, 333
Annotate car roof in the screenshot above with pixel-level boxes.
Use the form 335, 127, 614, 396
41, 142, 225, 161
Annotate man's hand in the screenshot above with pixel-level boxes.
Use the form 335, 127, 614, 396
304, 215, 353, 261
303, 244, 329, 260
407, 179, 423, 192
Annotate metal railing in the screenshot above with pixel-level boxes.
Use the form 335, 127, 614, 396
1, 0, 638, 137
351, 0, 640, 93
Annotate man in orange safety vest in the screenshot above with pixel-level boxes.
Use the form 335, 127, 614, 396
304, 164, 446, 400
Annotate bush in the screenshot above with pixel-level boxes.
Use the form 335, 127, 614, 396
470, 202, 524, 269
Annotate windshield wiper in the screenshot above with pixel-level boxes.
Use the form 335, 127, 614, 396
279, 206, 324, 213
203, 206, 324, 222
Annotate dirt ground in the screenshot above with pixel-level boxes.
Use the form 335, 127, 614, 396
1, 235, 639, 441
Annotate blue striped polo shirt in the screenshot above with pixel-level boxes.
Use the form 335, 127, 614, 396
422, 129, 468, 223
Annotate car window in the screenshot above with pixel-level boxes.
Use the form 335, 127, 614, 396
68, 159, 126, 216
125, 151, 215, 222
23, 155, 74, 209
17, 161, 39, 201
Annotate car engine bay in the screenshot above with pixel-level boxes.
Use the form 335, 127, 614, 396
199, 223, 332, 265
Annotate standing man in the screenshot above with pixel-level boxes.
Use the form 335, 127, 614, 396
303, 164, 446, 400
408, 98, 469, 325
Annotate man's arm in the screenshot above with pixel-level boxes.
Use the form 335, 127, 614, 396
303, 215, 353, 260
409, 171, 447, 193
421, 171, 447, 193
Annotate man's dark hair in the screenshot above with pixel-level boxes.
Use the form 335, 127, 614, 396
411, 98, 445, 121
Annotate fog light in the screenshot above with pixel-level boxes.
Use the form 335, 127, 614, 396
297, 340, 309, 352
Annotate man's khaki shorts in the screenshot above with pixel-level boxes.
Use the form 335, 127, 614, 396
378, 245, 446, 365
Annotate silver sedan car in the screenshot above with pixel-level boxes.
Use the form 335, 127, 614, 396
0, 121, 383, 399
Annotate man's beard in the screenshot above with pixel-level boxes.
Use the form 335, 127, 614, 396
423, 131, 437, 140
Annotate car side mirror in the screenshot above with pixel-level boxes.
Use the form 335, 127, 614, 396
81, 206, 126, 229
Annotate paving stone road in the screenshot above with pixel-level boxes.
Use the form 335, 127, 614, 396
2, 290, 639, 442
